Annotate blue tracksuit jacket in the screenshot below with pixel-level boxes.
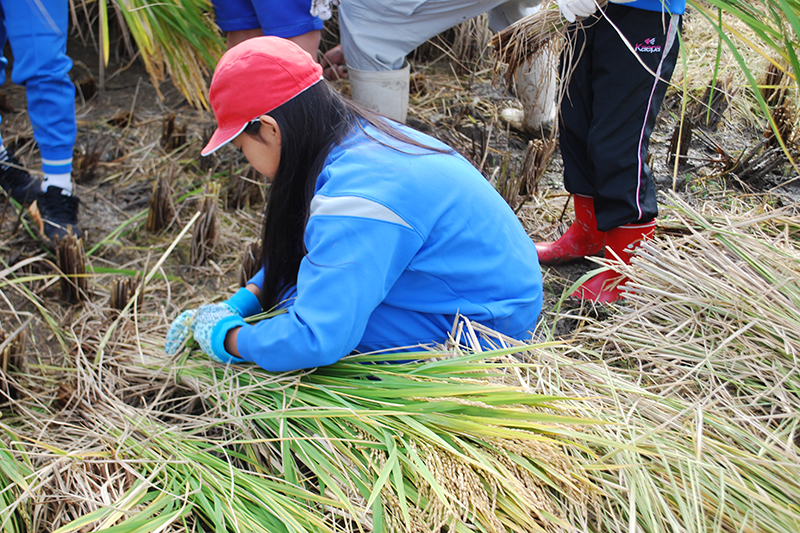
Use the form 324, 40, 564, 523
236, 122, 543, 371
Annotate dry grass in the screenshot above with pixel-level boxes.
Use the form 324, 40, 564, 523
0, 3, 797, 532
575, 193, 800, 425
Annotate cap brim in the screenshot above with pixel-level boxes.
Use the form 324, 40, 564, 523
201, 122, 249, 156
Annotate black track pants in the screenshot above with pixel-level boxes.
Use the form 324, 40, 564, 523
559, 4, 682, 231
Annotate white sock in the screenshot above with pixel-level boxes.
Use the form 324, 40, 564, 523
42, 173, 73, 195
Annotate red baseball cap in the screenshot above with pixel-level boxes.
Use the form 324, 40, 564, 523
202, 36, 323, 156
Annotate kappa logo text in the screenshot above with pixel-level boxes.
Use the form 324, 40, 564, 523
636, 37, 662, 54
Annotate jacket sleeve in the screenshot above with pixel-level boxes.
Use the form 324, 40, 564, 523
247, 267, 265, 290
235, 194, 423, 372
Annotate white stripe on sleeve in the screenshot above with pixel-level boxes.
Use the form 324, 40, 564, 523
310, 195, 411, 228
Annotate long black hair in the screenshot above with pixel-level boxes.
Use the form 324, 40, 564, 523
247, 80, 449, 311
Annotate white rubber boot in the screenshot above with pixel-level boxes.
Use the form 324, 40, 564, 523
501, 47, 557, 135
348, 62, 410, 123
517, 48, 557, 132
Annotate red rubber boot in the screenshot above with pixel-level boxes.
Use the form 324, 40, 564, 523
535, 194, 605, 265
571, 219, 656, 303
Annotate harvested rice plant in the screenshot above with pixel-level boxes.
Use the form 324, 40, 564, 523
0, 0, 798, 531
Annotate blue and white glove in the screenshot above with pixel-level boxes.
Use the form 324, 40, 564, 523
164, 287, 261, 357
557, 0, 598, 23
165, 309, 198, 355
190, 302, 248, 364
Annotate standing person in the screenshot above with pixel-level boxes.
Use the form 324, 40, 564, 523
322, 0, 553, 127
165, 37, 542, 370
535, 0, 686, 303
211, 0, 323, 56
0, 0, 80, 242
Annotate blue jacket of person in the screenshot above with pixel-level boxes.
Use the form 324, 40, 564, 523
237, 122, 543, 371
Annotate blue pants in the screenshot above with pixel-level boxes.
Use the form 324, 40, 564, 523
0, 0, 75, 175
211, 0, 323, 38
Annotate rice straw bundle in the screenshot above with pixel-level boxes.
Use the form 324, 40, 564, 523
0, 325, 359, 533
2, 307, 799, 532
2, 189, 800, 532
107, 0, 224, 110
0, 282, 598, 533
491, 0, 609, 81
0, 441, 32, 533
520, 346, 800, 533
0, 417, 350, 533
174, 349, 597, 532
578, 193, 800, 426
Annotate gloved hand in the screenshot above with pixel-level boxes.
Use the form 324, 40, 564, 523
164, 287, 260, 356
190, 303, 247, 364
165, 309, 198, 355
557, 0, 598, 23
310, 0, 338, 21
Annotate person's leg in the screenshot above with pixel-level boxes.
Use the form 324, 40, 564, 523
509, 45, 557, 134
212, 0, 261, 47
489, 1, 555, 134
356, 303, 454, 354
535, 18, 603, 264
559, 19, 596, 199
212, 0, 261, 48
286, 29, 322, 59
330, 1, 542, 76
213, 0, 322, 56
4, 0, 79, 239
6, 0, 75, 189
486, 0, 543, 32
340, 0, 509, 71
571, 6, 682, 301
253, 0, 322, 57
0, 4, 41, 206
586, 5, 681, 231
339, 0, 510, 121
226, 28, 263, 49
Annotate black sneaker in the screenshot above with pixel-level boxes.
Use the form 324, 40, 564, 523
0, 152, 40, 205
34, 186, 81, 242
